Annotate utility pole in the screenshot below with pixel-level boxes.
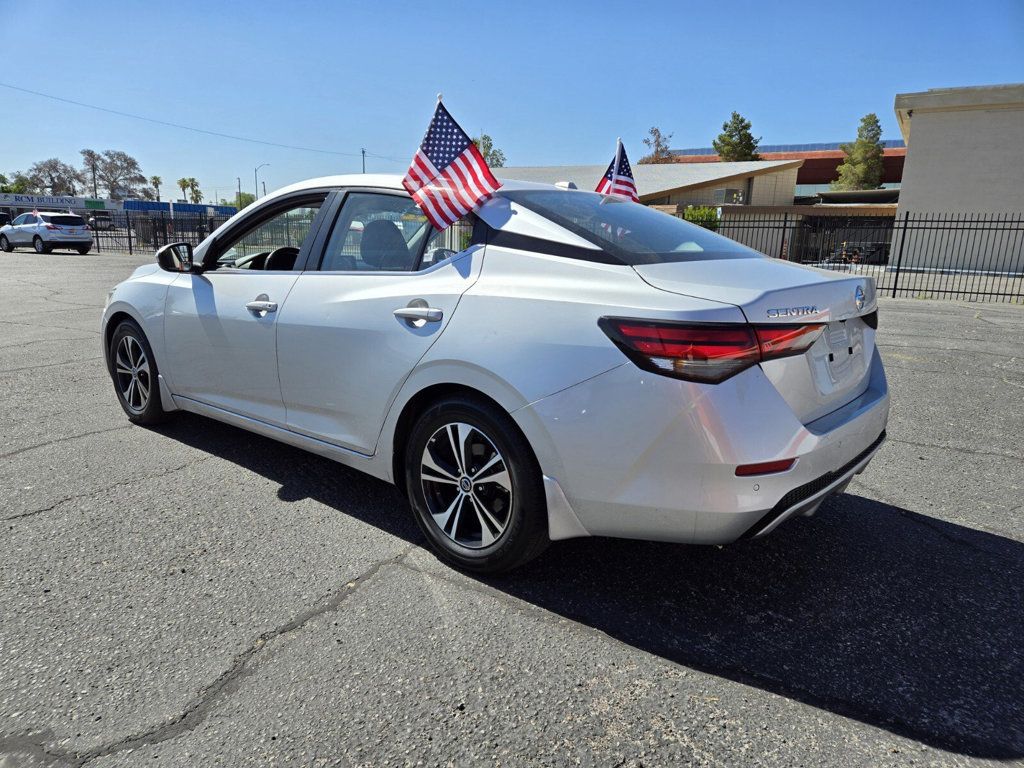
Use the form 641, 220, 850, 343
361, 148, 366, 173
236, 177, 241, 209
262, 181, 267, 197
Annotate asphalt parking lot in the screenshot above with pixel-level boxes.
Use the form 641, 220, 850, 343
1, 251, 1022, 767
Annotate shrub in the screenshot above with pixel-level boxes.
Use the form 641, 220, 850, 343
683, 205, 720, 232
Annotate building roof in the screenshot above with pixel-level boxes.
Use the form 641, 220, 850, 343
496, 159, 803, 201
895, 83, 1024, 143
673, 140, 905, 156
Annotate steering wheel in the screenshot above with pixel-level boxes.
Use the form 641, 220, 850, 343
265, 246, 300, 270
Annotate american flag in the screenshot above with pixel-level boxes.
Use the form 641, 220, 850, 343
595, 139, 639, 202
402, 101, 501, 230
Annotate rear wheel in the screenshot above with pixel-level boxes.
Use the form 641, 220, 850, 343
109, 320, 169, 425
405, 395, 548, 573
77, 247, 91, 255
33, 236, 51, 254
0, 235, 11, 252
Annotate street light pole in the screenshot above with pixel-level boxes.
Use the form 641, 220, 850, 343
255, 163, 269, 199
236, 177, 242, 209
361, 148, 366, 173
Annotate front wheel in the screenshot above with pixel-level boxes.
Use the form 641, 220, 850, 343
108, 320, 170, 425
33, 236, 51, 254
0, 235, 11, 252
77, 247, 91, 255
405, 395, 549, 573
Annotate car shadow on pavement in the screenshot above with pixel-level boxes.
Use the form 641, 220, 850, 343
155, 414, 1023, 760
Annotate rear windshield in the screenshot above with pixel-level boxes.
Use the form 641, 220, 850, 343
46, 215, 87, 226
499, 190, 758, 265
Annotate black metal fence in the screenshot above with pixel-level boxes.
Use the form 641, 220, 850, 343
691, 211, 1024, 303
87, 210, 231, 255
85, 206, 1024, 302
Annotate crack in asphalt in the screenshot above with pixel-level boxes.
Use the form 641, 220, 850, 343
0, 425, 132, 461
850, 477, 1018, 559
0, 356, 104, 374
4, 456, 216, 522
0, 336, 98, 351
0, 545, 416, 766
888, 436, 1023, 462
1, 319, 101, 336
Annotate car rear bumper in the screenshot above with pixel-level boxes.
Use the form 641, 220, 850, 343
513, 347, 890, 544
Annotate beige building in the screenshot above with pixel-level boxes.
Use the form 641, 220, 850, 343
895, 83, 1024, 214
498, 159, 802, 208
894, 83, 1024, 273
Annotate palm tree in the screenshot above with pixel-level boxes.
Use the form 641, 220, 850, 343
176, 177, 189, 202
149, 175, 162, 202
187, 177, 202, 204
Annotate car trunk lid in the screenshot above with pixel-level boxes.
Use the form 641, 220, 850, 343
633, 257, 879, 424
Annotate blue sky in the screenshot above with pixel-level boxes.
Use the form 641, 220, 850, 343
1, 0, 1021, 202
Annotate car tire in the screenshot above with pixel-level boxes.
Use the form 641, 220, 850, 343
0, 235, 11, 252
109, 319, 170, 426
33, 236, 51, 254
78, 247, 91, 255
405, 395, 549, 574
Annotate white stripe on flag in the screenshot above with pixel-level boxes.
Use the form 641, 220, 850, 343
451, 155, 486, 203
413, 189, 445, 230
464, 149, 499, 194
423, 184, 460, 226
435, 172, 475, 215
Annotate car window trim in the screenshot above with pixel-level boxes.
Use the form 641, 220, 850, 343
202, 189, 335, 271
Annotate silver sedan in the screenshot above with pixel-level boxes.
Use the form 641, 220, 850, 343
101, 175, 888, 573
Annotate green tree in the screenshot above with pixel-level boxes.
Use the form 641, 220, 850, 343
639, 127, 674, 164
221, 192, 255, 209
832, 113, 885, 190
187, 177, 202, 204
149, 176, 162, 202
176, 178, 190, 202
0, 171, 33, 194
472, 134, 506, 167
712, 112, 761, 161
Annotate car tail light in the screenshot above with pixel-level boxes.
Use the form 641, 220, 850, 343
599, 318, 825, 384
754, 324, 826, 360
45, 224, 58, 230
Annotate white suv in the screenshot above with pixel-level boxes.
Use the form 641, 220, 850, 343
0, 211, 94, 254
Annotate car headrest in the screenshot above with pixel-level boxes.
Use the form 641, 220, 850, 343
360, 220, 410, 270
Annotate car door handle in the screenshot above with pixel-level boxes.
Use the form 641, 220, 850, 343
246, 300, 278, 314
394, 306, 443, 323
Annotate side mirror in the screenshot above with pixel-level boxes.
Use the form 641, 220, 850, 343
156, 241, 194, 273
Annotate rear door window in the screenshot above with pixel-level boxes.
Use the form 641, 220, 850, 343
51, 215, 87, 226
499, 189, 758, 265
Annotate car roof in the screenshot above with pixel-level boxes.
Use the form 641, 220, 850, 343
265, 174, 564, 202
29, 211, 85, 216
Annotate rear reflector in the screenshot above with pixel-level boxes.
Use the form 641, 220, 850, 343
736, 458, 796, 476
599, 318, 825, 384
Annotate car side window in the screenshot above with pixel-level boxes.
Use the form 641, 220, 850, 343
319, 193, 432, 272
214, 198, 324, 271
24, 215, 36, 225
418, 217, 475, 270
12, 214, 27, 225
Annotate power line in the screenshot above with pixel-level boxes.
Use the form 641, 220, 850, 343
0, 81, 405, 163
